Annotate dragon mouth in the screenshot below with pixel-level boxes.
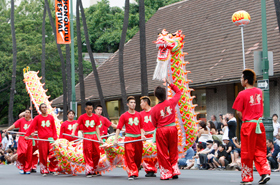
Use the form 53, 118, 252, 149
157, 44, 170, 61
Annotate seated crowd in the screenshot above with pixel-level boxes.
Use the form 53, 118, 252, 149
178, 113, 280, 172
0, 132, 18, 165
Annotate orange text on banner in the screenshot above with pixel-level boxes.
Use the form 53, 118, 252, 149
55, 0, 71, 44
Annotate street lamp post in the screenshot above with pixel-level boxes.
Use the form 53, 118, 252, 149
232, 10, 251, 69
70, 0, 76, 118
261, 0, 273, 140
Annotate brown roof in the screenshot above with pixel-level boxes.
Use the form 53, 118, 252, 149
53, 0, 280, 106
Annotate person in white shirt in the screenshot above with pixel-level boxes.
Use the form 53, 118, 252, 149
272, 114, 280, 140
1, 133, 9, 150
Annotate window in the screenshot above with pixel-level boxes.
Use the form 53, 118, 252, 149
106, 100, 120, 119
192, 89, 206, 120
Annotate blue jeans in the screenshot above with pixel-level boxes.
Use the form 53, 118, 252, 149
178, 147, 195, 167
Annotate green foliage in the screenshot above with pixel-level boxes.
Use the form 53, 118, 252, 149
81, 0, 182, 53
0, 0, 180, 125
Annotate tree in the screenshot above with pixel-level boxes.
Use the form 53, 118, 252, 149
76, 0, 86, 114
8, 0, 17, 125
119, 0, 130, 112
79, 0, 109, 118
139, 0, 148, 96
41, 4, 46, 88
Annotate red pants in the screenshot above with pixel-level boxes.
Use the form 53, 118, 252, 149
156, 126, 181, 179
32, 143, 38, 170
38, 141, 58, 174
240, 122, 271, 182
16, 137, 33, 172
142, 134, 157, 173
124, 136, 143, 177
83, 134, 100, 175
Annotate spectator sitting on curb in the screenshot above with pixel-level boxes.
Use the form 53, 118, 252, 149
207, 140, 220, 170
272, 152, 280, 172
178, 147, 195, 169
191, 143, 204, 169
223, 137, 233, 163
267, 139, 280, 170
229, 137, 241, 169
213, 145, 228, 170
198, 140, 214, 170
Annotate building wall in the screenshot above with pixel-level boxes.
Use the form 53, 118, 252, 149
269, 78, 280, 116
206, 84, 235, 121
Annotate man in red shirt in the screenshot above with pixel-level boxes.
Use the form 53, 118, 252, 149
140, 96, 157, 177
60, 110, 78, 142
233, 69, 271, 185
94, 105, 117, 138
113, 96, 145, 180
71, 102, 102, 177
150, 78, 182, 180
25, 103, 58, 176
4, 109, 33, 174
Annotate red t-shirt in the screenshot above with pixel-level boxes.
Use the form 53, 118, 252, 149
59, 120, 78, 141
117, 111, 143, 135
151, 84, 182, 128
25, 114, 57, 140
232, 87, 263, 121
98, 116, 112, 135
14, 117, 33, 133
140, 109, 155, 132
77, 113, 100, 133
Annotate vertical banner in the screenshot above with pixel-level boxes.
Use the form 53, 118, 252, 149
55, 0, 71, 44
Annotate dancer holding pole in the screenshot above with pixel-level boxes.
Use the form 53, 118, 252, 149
113, 96, 145, 180
59, 110, 78, 142
25, 103, 58, 176
71, 102, 102, 177
4, 109, 34, 174
150, 78, 182, 180
140, 96, 157, 177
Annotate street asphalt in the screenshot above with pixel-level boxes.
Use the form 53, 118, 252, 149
1, 165, 280, 185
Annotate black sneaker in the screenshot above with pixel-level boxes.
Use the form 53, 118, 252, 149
172, 175, 179, 179
128, 176, 135, 180
258, 174, 270, 184
240, 181, 252, 185
145, 172, 156, 177
31, 169, 37, 173
92, 172, 98, 177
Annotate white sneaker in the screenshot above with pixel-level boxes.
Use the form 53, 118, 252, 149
42, 174, 47, 177
19, 170, 25, 174
86, 174, 92, 178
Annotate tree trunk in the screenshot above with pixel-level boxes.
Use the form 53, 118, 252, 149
79, 0, 109, 118
8, 0, 17, 126
41, 4, 46, 88
119, 0, 130, 112
44, 0, 67, 121
139, 0, 148, 96
274, 0, 280, 32
66, 44, 72, 110
76, 0, 86, 114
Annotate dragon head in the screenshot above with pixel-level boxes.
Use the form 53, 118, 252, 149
155, 29, 185, 61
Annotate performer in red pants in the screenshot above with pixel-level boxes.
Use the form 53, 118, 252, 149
25, 103, 58, 177
60, 110, 78, 142
4, 109, 34, 174
114, 96, 145, 180
72, 102, 102, 178
140, 96, 157, 177
233, 69, 271, 185
151, 78, 182, 180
